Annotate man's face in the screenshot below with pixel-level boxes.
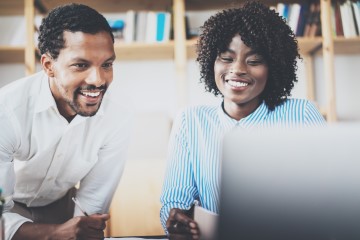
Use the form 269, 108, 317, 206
46, 31, 115, 120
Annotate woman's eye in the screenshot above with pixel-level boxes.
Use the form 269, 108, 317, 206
248, 59, 264, 65
220, 57, 233, 62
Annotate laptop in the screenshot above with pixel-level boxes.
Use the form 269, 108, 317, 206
218, 124, 360, 240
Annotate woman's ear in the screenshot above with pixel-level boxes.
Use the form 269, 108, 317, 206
41, 53, 54, 77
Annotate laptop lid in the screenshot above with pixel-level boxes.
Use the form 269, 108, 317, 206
219, 124, 360, 240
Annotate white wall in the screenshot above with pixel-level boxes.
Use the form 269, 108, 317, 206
2, 54, 359, 121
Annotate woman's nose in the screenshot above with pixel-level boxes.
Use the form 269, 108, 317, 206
230, 61, 247, 74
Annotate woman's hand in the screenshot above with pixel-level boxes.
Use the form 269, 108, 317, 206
166, 208, 200, 240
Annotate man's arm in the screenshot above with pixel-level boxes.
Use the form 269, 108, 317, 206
74, 110, 132, 217
0, 104, 29, 240
0, 104, 111, 240
12, 214, 109, 240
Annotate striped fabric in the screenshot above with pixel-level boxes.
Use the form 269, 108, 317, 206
160, 98, 326, 231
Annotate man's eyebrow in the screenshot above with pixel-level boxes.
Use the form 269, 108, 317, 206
105, 54, 116, 62
70, 57, 89, 62
70, 55, 116, 63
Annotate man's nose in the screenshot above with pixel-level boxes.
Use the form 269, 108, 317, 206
86, 68, 105, 87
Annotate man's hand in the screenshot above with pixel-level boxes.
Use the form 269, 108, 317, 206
166, 208, 200, 240
13, 213, 110, 240
52, 213, 110, 239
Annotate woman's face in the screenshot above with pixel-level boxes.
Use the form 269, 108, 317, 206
214, 34, 268, 120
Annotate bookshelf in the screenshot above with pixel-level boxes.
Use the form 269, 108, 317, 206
1, 0, 359, 121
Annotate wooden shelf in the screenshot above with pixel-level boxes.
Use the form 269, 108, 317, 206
297, 37, 323, 55
186, 38, 197, 59
185, 0, 308, 10
333, 37, 360, 55
114, 41, 175, 60
0, 0, 24, 15
0, 46, 25, 63
0, 0, 174, 15
0, 42, 175, 63
39, 0, 173, 12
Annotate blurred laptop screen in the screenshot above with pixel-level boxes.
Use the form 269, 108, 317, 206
218, 124, 360, 240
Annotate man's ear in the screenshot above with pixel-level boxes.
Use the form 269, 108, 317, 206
41, 53, 55, 77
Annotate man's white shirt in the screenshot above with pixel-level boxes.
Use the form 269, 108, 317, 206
0, 71, 132, 240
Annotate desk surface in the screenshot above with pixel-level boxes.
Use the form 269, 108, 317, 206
106, 236, 167, 239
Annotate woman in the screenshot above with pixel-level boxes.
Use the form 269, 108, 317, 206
160, 1, 325, 239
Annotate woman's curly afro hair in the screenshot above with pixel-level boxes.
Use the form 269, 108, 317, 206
196, 1, 300, 110
38, 3, 114, 60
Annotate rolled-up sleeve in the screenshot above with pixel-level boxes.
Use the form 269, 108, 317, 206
0, 104, 32, 240
160, 111, 197, 232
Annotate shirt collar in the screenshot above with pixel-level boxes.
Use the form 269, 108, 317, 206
34, 71, 57, 114
217, 100, 269, 131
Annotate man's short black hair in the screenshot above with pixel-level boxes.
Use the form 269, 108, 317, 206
38, 3, 114, 60
197, 1, 300, 110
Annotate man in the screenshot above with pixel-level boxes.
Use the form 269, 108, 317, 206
0, 4, 131, 240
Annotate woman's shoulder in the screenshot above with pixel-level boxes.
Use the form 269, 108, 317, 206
276, 98, 315, 110
179, 105, 218, 116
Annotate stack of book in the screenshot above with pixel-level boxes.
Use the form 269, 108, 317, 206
274, 0, 360, 38
331, 0, 360, 38
108, 10, 172, 43
273, 1, 322, 37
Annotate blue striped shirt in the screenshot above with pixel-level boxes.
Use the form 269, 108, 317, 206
160, 98, 326, 231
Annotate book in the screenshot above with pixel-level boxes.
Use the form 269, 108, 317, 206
352, 1, 360, 35
340, 0, 357, 38
145, 11, 157, 43
156, 12, 166, 42
163, 12, 171, 42
330, 2, 336, 36
288, 3, 301, 34
124, 10, 136, 43
335, 1, 344, 36
303, 2, 316, 37
296, 2, 310, 36
277, 3, 286, 20
108, 19, 125, 41
304, 2, 321, 37
135, 11, 147, 42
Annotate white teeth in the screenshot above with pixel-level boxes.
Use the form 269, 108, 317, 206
227, 80, 249, 87
81, 91, 101, 97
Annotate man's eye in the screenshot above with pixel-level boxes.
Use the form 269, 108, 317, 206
102, 63, 113, 68
74, 63, 88, 68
